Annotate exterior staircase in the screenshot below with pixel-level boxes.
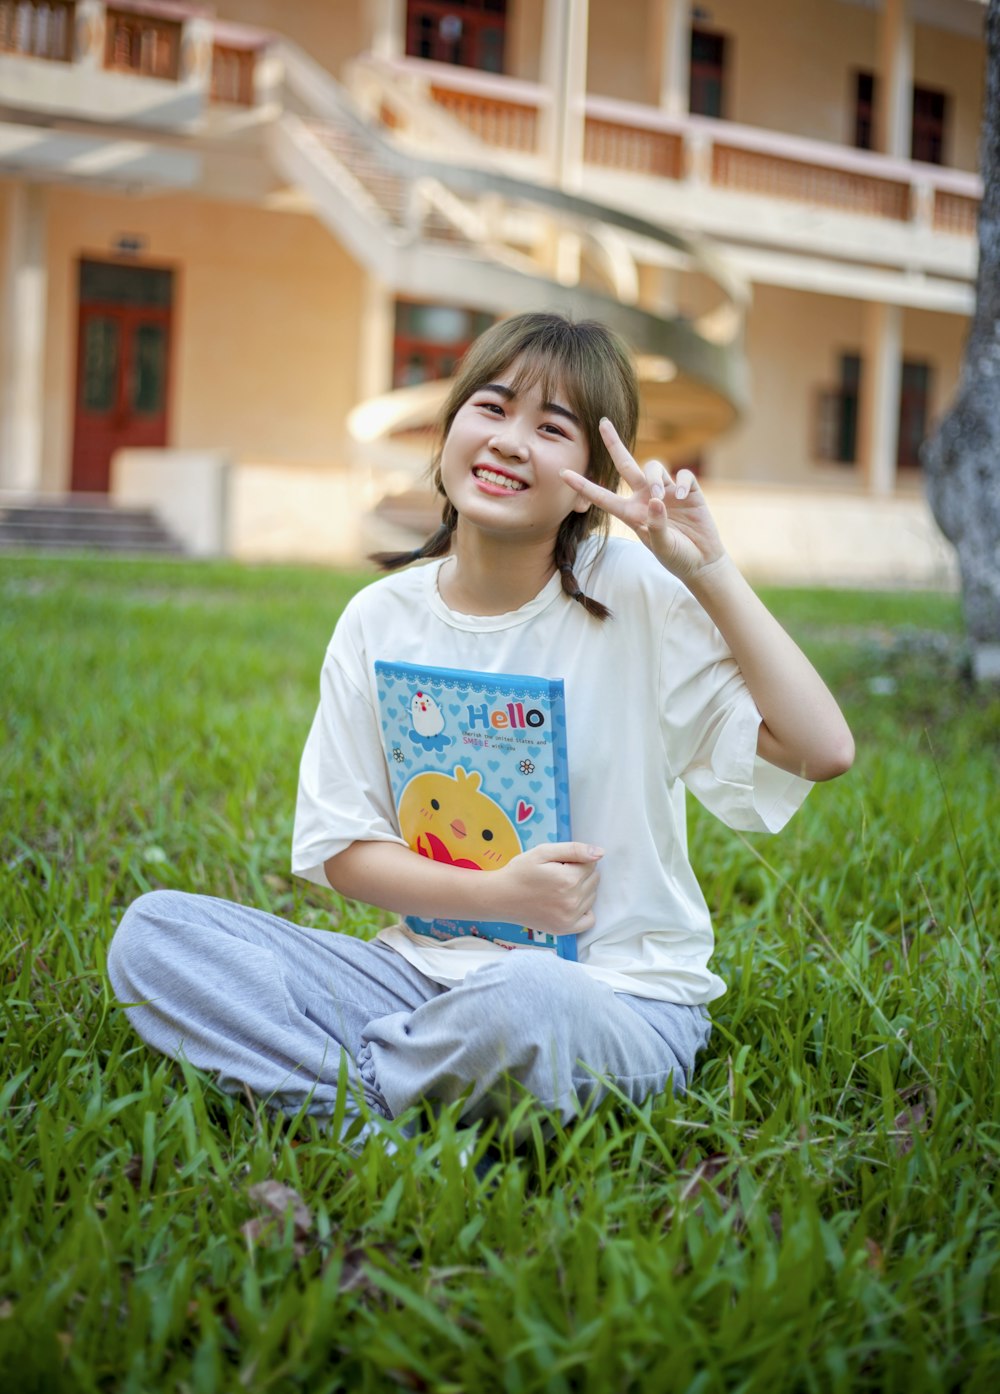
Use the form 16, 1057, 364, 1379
268, 43, 750, 455
264, 43, 752, 553
0, 497, 185, 555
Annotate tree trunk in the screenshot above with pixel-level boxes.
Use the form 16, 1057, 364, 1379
923, 0, 1000, 682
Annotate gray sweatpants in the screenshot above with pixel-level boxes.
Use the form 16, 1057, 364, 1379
108, 890, 711, 1134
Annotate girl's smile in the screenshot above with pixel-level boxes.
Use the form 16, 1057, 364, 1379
472, 465, 528, 494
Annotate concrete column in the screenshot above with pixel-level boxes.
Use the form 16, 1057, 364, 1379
860, 301, 903, 497
540, 0, 589, 190
539, 0, 589, 284
357, 274, 396, 402
0, 184, 48, 496
367, 0, 405, 61
649, 0, 691, 115
876, 0, 913, 159
72, 1, 106, 72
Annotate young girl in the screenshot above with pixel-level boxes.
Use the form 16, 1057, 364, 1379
108, 312, 853, 1140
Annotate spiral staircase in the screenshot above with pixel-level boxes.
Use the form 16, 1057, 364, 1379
264, 43, 751, 547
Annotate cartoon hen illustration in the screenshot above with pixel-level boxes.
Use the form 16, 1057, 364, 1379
398, 765, 522, 870
407, 690, 452, 752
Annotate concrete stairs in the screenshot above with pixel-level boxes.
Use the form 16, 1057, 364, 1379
0, 497, 185, 555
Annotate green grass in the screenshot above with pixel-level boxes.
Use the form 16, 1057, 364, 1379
2, 555, 998, 1393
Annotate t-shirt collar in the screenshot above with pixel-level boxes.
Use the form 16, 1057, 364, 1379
424, 556, 566, 632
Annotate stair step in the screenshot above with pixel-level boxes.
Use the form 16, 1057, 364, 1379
0, 500, 185, 555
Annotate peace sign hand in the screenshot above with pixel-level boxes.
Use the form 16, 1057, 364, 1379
560, 418, 727, 582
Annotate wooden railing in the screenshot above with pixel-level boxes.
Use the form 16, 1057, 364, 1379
0, 0, 74, 61
406, 64, 981, 237
429, 84, 537, 153
104, 5, 180, 80
711, 142, 911, 220
933, 189, 979, 236
584, 117, 683, 179
211, 44, 255, 106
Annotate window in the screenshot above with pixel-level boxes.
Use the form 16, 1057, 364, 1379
689, 28, 726, 119
898, 360, 932, 469
393, 301, 494, 387
405, 1, 507, 74
853, 71, 875, 150
852, 72, 949, 164
911, 86, 947, 165
815, 354, 861, 465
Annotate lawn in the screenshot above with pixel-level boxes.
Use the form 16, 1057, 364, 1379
1, 555, 998, 1393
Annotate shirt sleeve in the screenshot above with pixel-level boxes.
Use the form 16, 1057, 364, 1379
658, 583, 812, 834
291, 608, 406, 887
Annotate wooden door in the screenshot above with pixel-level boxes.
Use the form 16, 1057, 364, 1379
71, 260, 173, 494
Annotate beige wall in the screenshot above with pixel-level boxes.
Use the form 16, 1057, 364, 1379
708, 284, 863, 486
212, 0, 368, 80
233, 0, 984, 173
587, 0, 658, 104
41, 187, 365, 492
583, 0, 983, 171
705, 284, 967, 489
506, 0, 545, 82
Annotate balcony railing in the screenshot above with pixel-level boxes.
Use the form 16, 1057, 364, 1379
0, 0, 74, 61
211, 43, 254, 106
104, 5, 180, 80
584, 117, 683, 179
0, 0, 269, 116
709, 141, 910, 220
933, 189, 979, 237
384, 59, 982, 239
430, 82, 537, 152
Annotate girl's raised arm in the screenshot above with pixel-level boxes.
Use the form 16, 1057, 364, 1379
561, 420, 854, 782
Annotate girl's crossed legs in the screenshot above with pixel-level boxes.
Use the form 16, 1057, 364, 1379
108, 890, 710, 1135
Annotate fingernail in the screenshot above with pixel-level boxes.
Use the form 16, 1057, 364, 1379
588, 846, 604, 859
676, 487, 687, 499
652, 483, 664, 500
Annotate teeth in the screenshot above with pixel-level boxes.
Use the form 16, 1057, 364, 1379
475, 468, 526, 491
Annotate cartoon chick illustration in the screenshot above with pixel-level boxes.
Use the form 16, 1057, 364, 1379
398, 765, 522, 870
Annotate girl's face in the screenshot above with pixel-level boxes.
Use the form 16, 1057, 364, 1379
439, 363, 591, 545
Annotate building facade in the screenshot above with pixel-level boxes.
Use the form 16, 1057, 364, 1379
0, 0, 986, 583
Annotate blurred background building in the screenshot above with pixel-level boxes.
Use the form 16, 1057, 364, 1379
0, 0, 985, 584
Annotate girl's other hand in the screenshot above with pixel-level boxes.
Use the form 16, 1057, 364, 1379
561, 418, 726, 582
494, 842, 603, 936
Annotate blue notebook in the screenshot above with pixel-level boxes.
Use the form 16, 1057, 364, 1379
374, 660, 576, 961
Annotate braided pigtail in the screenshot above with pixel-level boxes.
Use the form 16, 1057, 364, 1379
370, 501, 458, 571
554, 517, 612, 622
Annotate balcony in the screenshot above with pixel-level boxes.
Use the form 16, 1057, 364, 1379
364, 55, 981, 288
0, 0, 270, 133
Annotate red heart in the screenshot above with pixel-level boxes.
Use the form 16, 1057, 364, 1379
516, 800, 534, 823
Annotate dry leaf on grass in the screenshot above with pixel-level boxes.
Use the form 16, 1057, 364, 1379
246, 1179, 313, 1238
659, 1152, 736, 1226
892, 1085, 936, 1156
243, 1179, 315, 1256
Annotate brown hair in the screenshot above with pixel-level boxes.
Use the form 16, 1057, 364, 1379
372, 312, 639, 620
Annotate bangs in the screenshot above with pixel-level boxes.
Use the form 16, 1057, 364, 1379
469, 330, 603, 434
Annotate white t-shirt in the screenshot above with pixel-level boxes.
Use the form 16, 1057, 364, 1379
292, 536, 811, 1004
